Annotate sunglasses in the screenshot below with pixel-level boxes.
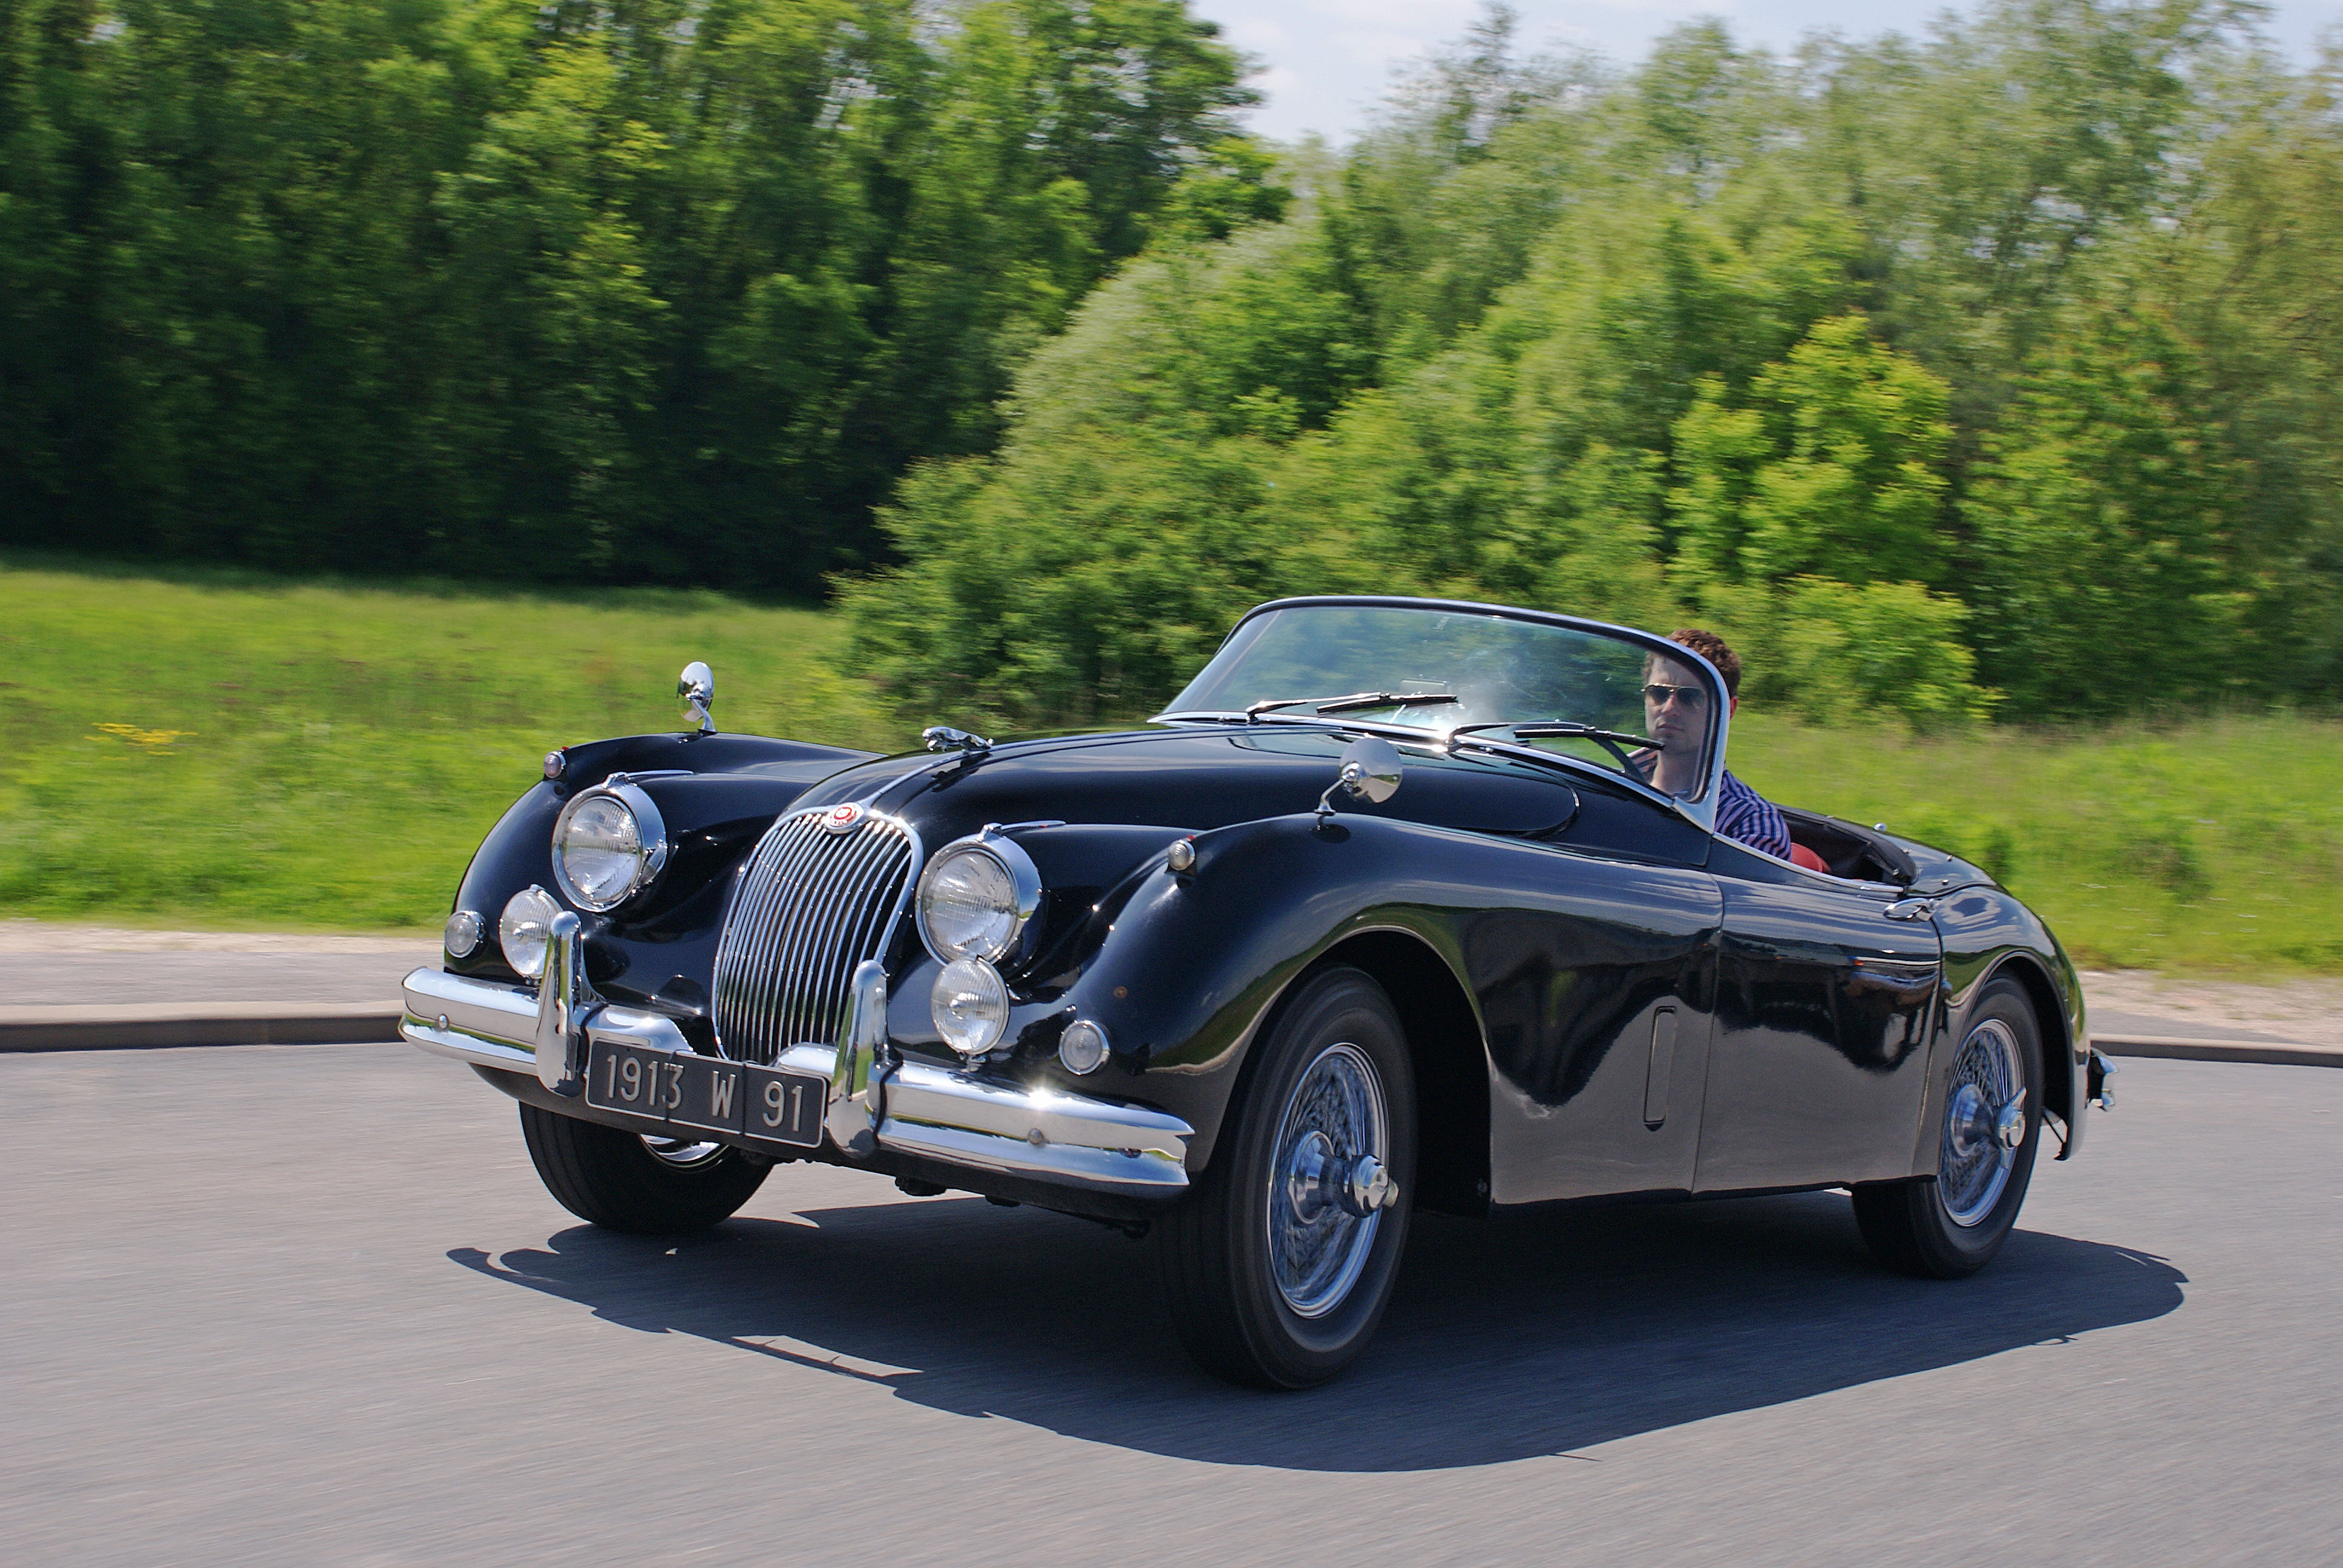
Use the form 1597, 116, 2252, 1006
1642, 683, 1707, 707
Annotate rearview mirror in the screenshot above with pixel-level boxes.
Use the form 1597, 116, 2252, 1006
678, 661, 715, 734
1316, 735, 1403, 824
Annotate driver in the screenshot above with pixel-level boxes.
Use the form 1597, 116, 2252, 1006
1637, 629, 1793, 861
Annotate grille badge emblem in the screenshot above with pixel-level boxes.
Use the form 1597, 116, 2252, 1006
820, 803, 865, 834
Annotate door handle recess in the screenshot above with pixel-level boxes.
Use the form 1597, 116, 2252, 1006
1643, 1008, 1679, 1129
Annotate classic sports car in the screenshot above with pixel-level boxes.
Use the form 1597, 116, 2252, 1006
404, 596, 2115, 1388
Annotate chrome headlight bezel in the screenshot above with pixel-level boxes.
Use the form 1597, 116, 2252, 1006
914, 832, 1043, 968
550, 780, 670, 913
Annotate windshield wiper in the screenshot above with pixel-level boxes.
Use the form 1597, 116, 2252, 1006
1450, 719, 1659, 750
1449, 719, 1660, 777
1246, 691, 1460, 720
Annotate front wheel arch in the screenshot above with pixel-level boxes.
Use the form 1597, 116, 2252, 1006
1314, 931, 1490, 1218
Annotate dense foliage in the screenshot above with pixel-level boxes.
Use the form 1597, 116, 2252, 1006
846, 2, 2343, 726
0, 0, 1270, 595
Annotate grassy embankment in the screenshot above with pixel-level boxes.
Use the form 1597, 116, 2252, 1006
0, 558, 897, 930
3, 558, 2336, 973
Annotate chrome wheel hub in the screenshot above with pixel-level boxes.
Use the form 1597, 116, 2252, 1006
1268, 1043, 1394, 1318
1939, 1018, 2025, 1227
642, 1135, 726, 1169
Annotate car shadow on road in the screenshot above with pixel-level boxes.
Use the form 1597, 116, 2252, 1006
450, 1189, 2184, 1472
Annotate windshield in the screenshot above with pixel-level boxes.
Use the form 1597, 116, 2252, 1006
1161, 603, 1720, 803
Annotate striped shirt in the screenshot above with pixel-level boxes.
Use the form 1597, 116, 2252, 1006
1630, 751, 1795, 859
1715, 768, 1793, 860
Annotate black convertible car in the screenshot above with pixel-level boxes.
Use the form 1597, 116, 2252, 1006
404, 596, 2115, 1387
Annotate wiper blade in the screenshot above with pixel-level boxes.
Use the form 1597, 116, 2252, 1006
1246, 691, 1460, 719
1453, 719, 1660, 750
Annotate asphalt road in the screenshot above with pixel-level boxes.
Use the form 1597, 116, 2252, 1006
4, 1044, 2337, 1566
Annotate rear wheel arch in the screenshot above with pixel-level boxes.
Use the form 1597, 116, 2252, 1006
1970, 953, 2074, 1145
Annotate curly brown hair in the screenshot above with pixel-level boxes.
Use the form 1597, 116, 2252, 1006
1659, 627, 1741, 700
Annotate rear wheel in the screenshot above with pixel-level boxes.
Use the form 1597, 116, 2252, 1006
519, 1103, 770, 1233
1155, 967, 1417, 1389
1853, 976, 2044, 1277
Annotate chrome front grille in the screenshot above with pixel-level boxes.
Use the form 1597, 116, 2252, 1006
712, 808, 919, 1065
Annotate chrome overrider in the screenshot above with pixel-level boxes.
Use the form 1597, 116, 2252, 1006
401, 922, 1194, 1201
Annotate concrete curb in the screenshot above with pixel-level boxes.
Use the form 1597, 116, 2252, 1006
0, 1004, 401, 1052
2091, 1033, 2343, 1071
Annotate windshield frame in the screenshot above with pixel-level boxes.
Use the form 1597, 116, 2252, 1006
1153, 595, 1733, 835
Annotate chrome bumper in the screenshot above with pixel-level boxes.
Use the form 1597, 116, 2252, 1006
401, 950, 1192, 1201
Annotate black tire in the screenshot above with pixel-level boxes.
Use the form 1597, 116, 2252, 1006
1854, 975, 2045, 1278
1155, 966, 1417, 1390
519, 1103, 770, 1233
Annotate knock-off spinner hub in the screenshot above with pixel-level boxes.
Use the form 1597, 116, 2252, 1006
1285, 1131, 1398, 1222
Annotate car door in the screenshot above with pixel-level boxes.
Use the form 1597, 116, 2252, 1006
1463, 780, 1724, 1204
1692, 839, 1942, 1192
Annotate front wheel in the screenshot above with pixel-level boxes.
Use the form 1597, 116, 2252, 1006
1853, 976, 2044, 1278
519, 1103, 770, 1233
1154, 967, 1417, 1389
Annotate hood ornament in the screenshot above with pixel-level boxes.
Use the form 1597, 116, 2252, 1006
678, 662, 716, 735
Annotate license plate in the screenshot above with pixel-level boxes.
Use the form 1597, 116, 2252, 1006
586, 1040, 827, 1151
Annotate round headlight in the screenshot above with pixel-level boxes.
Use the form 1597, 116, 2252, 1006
931, 958, 1009, 1056
499, 885, 561, 979
916, 837, 1041, 964
551, 785, 668, 912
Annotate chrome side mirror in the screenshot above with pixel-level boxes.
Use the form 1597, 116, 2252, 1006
1316, 735, 1403, 825
678, 661, 715, 734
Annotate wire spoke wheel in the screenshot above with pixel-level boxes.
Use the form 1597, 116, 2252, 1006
1266, 1043, 1389, 1318
1938, 1018, 2024, 1227
1155, 965, 1415, 1388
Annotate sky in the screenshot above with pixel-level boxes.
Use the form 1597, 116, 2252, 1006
1187, 0, 2343, 146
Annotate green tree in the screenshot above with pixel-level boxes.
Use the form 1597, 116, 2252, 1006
1670, 315, 1954, 590
1964, 302, 2244, 714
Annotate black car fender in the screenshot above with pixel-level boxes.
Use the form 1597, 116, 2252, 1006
1913, 885, 2089, 1170
1041, 811, 1498, 1181
444, 732, 873, 996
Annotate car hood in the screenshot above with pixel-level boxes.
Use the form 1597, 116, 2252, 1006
778, 723, 1583, 846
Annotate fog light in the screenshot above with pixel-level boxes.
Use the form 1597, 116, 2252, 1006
444, 908, 483, 959
499, 886, 561, 979
1058, 1019, 1109, 1075
931, 958, 1008, 1056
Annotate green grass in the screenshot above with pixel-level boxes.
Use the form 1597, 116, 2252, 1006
0, 556, 902, 930
4, 557, 2336, 973
1730, 712, 2343, 974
